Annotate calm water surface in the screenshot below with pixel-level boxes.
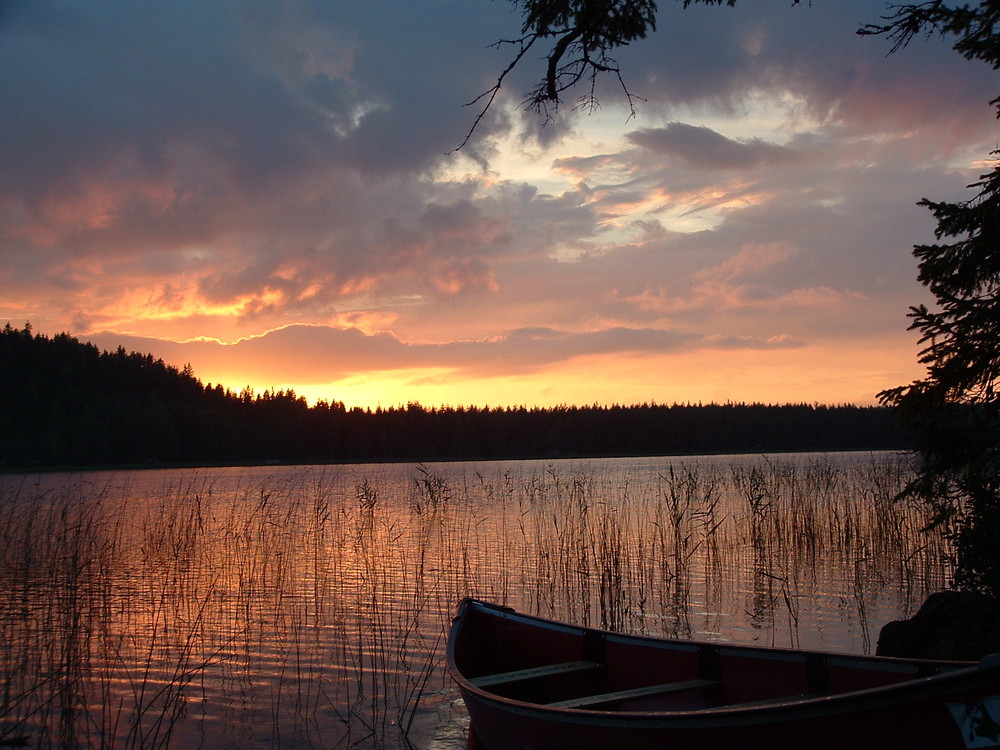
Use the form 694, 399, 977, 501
0, 453, 949, 749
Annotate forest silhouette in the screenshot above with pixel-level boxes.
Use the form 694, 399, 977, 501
1, 323, 906, 469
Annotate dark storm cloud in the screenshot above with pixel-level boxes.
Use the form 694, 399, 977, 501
2, 1, 335, 197
627, 124, 798, 169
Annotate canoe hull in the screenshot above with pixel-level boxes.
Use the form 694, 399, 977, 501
448, 599, 1000, 750
461, 680, 999, 750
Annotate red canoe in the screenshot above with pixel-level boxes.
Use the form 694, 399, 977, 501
447, 598, 1000, 750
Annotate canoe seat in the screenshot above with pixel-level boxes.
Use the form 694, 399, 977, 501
547, 678, 721, 709
470, 660, 603, 688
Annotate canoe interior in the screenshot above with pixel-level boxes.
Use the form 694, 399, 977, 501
452, 600, 973, 713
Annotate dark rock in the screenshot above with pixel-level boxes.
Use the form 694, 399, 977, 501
877, 590, 1000, 660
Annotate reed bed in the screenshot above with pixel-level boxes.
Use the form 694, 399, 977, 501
0, 453, 947, 749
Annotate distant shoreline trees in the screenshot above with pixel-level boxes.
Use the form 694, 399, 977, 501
0, 323, 905, 470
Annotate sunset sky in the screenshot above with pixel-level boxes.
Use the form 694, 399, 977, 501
2, 0, 996, 409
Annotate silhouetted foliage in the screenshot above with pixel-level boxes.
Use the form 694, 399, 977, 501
878, 163, 1000, 596
0, 324, 904, 470
869, 1, 1000, 596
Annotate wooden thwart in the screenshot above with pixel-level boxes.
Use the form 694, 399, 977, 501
470, 660, 602, 688
548, 678, 721, 709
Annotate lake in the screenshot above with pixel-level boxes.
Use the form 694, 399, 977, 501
0, 452, 949, 749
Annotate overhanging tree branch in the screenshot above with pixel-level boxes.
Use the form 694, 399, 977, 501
457, 0, 808, 149
456, 0, 657, 149
454, 34, 541, 151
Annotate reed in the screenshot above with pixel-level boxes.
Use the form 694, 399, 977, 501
0, 453, 946, 749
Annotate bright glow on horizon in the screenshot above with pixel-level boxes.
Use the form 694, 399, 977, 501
192, 338, 921, 410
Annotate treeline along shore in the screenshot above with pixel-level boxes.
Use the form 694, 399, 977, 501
1, 323, 907, 470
